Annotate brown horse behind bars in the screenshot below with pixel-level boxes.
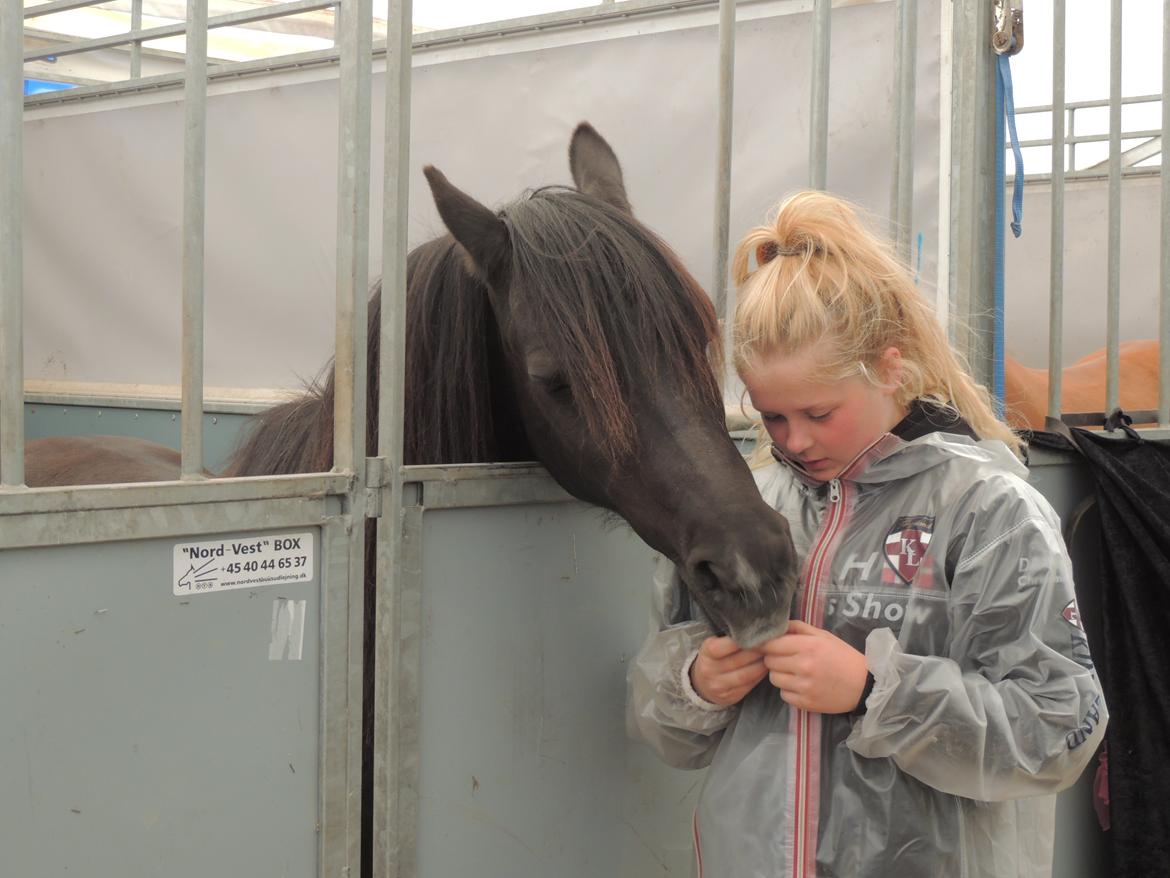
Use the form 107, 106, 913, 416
1004, 339, 1161, 429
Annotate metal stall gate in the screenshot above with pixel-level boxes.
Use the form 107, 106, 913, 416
2, 1, 374, 875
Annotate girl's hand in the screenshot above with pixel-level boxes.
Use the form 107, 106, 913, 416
761, 620, 869, 714
690, 636, 767, 706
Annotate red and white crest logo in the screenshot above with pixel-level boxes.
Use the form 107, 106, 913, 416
884, 515, 935, 586
1062, 599, 1085, 631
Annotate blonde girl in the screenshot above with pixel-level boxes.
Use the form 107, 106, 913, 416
629, 191, 1106, 878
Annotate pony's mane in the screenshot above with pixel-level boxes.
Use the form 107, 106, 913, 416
227, 186, 723, 475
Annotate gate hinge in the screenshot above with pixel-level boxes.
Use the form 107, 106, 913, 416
365, 456, 387, 518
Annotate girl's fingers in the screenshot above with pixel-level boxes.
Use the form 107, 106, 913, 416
702, 637, 763, 665
701, 636, 742, 659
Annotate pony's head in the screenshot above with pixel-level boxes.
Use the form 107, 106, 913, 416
422, 123, 798, 646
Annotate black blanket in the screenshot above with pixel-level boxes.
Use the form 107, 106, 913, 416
1033, 421, 1170, 877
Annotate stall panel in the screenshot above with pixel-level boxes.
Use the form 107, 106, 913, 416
414, 500, 699, 877
0, 527, 323, 877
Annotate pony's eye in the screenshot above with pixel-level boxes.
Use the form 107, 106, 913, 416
536, 374, 573, 401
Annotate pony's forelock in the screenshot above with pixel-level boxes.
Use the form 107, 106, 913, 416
502, 187, 723, 461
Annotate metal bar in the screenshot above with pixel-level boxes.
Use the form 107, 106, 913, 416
712, 0, 735, 325
1014, 167, 1161, 185
808, 0, 830, 190
1047, 0, 1066, 422
0, 472, 351, 518
1162, 0, 1170, 426
374, 0, 415, 872
22, 0, 107, 18
331, 0, 372, 476
1016, 130, 1163, 149
25, 46, 344, 108
1014, 93, 1163, 114
0, 494, 337, 550
130, 0, 143, 79
936, 0, 953, 328
889, 0, 917, 262
328, 3, 372, 873
0, 0, 24, 487
1105, 0, 1122, 414
180, 0, 208, 480
947, 0, 998, 388
24, 0, 339, 62
1069, 105, 1076, 170
319, 516, 363, 878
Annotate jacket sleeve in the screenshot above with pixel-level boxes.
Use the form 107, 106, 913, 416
627, 556, 738, 769
846, 477, 1108, 801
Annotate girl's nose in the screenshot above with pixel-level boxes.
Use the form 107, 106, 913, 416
785, 424, 813, 454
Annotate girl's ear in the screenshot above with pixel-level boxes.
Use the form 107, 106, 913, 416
878, 346, 905, 392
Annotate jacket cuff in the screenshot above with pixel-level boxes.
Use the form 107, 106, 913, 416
851, 671, 877, 715
680, 648, 730, 712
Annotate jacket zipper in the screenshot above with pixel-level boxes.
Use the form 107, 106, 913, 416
793, 476, 846, 878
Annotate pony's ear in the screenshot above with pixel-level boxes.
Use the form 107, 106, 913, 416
423, 165, 510, 282
569, 122, 632, 215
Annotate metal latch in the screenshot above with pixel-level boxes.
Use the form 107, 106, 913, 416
993, 0, 1023, 55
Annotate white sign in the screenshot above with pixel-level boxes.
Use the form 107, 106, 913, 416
173, 532, 314, 596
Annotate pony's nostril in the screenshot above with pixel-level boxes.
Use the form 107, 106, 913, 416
688, 558, 720, 591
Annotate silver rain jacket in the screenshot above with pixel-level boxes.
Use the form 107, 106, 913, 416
629, 430, 1107, 878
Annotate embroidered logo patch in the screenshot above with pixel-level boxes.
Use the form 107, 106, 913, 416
883, 515, 935, 586
1062, 599, 1085, 631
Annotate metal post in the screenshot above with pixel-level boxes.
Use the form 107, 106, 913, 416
375, 2, 416, 871
0, 0, 24, 487
712, 0, 735, 325
947, 0, 999, 390
889, 0, 918, 262
130, 0, 143, 79
1047, 0, 1066, 422
1105, 0, 1122, 414
328, 0, 372, 873
808, 0, 831, 190
180, 0, 208, 480
1160, 0, 1170, 426
332, 0, 373, 476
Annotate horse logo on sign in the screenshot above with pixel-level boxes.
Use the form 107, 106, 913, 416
883, 515, 935, 586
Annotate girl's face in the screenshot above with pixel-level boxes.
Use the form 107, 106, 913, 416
743, 342, 907, 481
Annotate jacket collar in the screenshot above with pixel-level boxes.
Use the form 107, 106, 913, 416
769, 400, 1024, 487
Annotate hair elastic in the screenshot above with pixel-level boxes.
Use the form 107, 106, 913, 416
756, 240, 815, 266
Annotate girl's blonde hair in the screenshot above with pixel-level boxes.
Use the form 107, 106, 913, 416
732, 190, 1023, 459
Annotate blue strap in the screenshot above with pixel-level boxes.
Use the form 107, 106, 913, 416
998, 53, 1025, 237
992, 50, 1023, 416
